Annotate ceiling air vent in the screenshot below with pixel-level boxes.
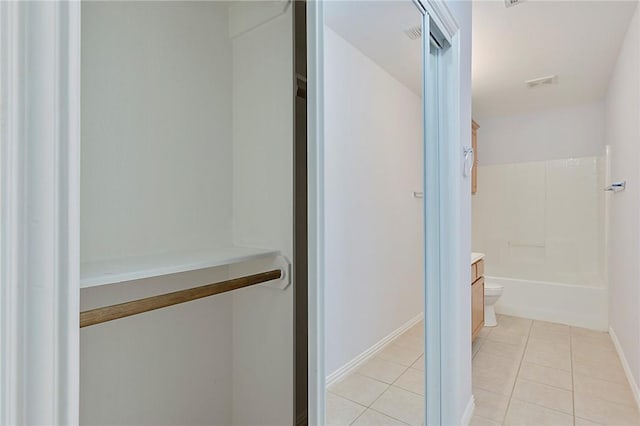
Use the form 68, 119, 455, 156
525, 75, 558, 89
505, 0, 526, 8
404, 25, 422, 41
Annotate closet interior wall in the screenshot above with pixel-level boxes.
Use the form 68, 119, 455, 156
80, 2, 293, 425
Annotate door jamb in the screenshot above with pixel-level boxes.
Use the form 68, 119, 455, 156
0, 2, 81, 424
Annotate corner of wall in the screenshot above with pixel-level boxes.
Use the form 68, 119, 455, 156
609, 326, 640, 410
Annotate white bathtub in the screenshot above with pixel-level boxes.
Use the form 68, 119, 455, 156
488, 275, 608, 331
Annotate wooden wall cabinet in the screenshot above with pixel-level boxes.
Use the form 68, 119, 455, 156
472, 120, 479, 194
471, 258, 485, 340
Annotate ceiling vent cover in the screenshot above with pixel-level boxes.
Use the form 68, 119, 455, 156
404, 25, 422, 40
525, 75, 558, 88
505, 0, 526, 8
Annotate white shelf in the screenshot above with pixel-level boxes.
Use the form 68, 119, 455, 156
81, 246, 280, 288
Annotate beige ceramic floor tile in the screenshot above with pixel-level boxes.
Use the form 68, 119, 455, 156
529, 326, 571, 345
571, 327, 612, 343
575, 388, 640, 425
478, 327, 492, 339
477, 339, 526, 361
357, 357, 408, 384
486, 327, 529, 346
574, 373, 636, 407
572, 343, 619, 369
326, 393, 367, 426
573, 351, 628, 384
472, 351, 520, 395
512, 378, 573, 414
470, 415, 502, 426
523, 338, 571, 371
393, 368, 424, 396
474, 350, 521, 373
351, 409, 408, 426
571, 335, 618, 359
491, 317, 531, 332
473, 387, 510, 423
517, 362, 572, 390
472, 337, 486, 358
371, 386, 424, 426
378, 343, 422, 367
411, 354, 424, 371
497, 315, 533, 330
393, 333, 424, 353
405, 322, 424, 339
532, 320, 570, 333
473, 367, 518, 397
504, 399, 574, 426
574, 417, 603, 425
472, 352, 520, 384
329, 373, 389, 407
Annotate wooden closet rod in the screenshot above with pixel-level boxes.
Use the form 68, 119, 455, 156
80, 269, 282, 328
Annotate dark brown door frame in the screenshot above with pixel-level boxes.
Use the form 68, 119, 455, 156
293, 1, 308, 425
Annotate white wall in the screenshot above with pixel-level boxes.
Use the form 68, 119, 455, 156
81, 1, 233, 263
323, 27, 424, 376
80, 269, 233, 425
477, 102, 605, 166
80, 4, 235, 424
605, 4, 640, 400
230, 6, 294, 425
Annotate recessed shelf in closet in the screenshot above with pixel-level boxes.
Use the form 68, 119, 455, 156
80, 246, 280, 288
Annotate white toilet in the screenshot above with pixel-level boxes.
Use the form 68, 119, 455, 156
484, 283, 504, 327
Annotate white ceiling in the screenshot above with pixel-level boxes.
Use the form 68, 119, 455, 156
325, 1, 423, 96
473, 0, 638, 120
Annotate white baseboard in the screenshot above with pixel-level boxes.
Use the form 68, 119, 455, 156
609, 326, 640, 410
326, 313, 424, 387
488, 276, 609, 330
461, 395, 475, 426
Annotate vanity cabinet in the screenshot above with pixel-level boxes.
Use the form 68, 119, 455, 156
472, 120, 479, 194
471, 257, 485, 340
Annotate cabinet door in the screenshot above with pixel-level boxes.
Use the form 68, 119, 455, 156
472, 277, 485, 339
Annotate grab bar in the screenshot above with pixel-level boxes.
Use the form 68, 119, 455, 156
80, 269, 282, 328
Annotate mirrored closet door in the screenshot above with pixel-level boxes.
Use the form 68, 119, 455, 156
322, 1, 427, 424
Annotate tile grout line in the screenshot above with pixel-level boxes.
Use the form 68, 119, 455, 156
513, 375, 571, 392
508, 396, 575, 418
350, 407, 412, 426
347, 325, 422, 426
500, 319, 534, 425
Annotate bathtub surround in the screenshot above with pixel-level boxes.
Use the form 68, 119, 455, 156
605, 4, 640, 410
472, 155, 608, 329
